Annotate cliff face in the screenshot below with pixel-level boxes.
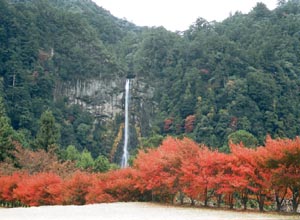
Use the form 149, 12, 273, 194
54, 76, 156, 136
55, 77, 124, 119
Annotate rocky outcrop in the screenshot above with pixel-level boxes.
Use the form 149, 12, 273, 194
54, 76, 156, 136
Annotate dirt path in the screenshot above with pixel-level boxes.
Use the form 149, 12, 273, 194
0, 202, 298, 220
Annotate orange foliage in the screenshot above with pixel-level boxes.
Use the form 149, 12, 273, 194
163, 118, 173, 132
230, 143, 271, 192
230, 142, 272, 210
260, 136, 300, 212
86, 168, 141, 204
0, 136, 299, 212
180, 147, 226, 206
85, 174, 115, 204
13, 173, 62, 206
0, 173, 22, 203
134, 137, 200, 202
62, 171, 93, 205
184, 115, 196, 133
103, 168, 141, 202
13, 143, 77, 176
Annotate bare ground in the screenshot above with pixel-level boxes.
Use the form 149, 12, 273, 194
0, 202, 298, 220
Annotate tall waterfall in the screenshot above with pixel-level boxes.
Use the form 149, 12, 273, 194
121, 79, 130, 168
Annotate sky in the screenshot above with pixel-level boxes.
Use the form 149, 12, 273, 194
92, 0, 278, 32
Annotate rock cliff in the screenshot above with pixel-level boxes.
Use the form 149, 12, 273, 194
54, 75, 156, 140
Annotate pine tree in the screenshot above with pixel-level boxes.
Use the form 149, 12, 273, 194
34, 110, 60, 151
0, 97, 16, 161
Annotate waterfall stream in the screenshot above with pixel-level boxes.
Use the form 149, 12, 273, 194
121, 79, 130, 168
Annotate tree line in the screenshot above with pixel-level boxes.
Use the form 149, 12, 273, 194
0, 136, 299, 213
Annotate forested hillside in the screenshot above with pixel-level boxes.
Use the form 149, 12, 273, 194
1, 0, 300, 168
151, 1, 300, 149
0, 0, 136, 164
132, 0, 300, 150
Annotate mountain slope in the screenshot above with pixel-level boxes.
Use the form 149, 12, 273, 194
1, 0, 300, 164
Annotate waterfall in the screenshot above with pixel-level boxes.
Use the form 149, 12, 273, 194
121, 79, 130, 168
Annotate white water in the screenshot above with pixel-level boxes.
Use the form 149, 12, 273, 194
121, 79, 130, 168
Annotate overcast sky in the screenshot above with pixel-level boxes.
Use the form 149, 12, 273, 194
92, 0, 278, 31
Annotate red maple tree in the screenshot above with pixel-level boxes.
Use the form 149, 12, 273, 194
14, 172, 62, 206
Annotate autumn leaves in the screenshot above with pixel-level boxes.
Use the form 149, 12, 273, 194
0, 136, 300, 212
135, 136, 299, 212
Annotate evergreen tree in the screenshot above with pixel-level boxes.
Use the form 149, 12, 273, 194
34, 110, 60, 151
0, 97, 17, 161
77, 149, 94, 170
228, 130, 258, 148
64, 145, 80, 161
93, 155, 110, 172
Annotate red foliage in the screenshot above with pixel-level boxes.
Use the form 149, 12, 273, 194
103, 168, 141, 202
163, 118, 173, 132
0, 173, 22, 203
184, 115, 196, 133
13, 172, 62, 206
0, 135, 299, 213
85, 174, 115, 204
230, 117, 238, 129
134, 137, 200, 202
180, 147, 225, 206
230, 142, 272, 210
211, 154, 239, 208
261, 136, 300, 212
86, 168, 142, 204
62, 171, 93, 205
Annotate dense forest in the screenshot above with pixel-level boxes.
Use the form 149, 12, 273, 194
1, 0, 300, 167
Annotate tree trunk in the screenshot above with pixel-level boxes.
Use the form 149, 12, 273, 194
179, 191, 184, 205
204, 197, 208, 207
292, 201, 298, 213
228, 194, 234, 209
242, 192, 248, 210
291, 189, 299, 213
204, 187, 208, 207
217, 194, 222, 208
191, 198, 195, 206
151, 190, 155, 202
257, 193, 265, 212
171, 194, 175, 204
275, 194, 284, 212
274, 187, 287, 212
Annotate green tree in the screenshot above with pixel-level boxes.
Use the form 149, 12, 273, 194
76, 123, 92, 150
228, 130, 258, 148
140, 134, 164, 148
34, 110, 60, 151
93, 155, 110, 172
64, 145, 80, 161
0, 97, 17, 161
180, 83, 195, 118
77, 149, 94, 170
